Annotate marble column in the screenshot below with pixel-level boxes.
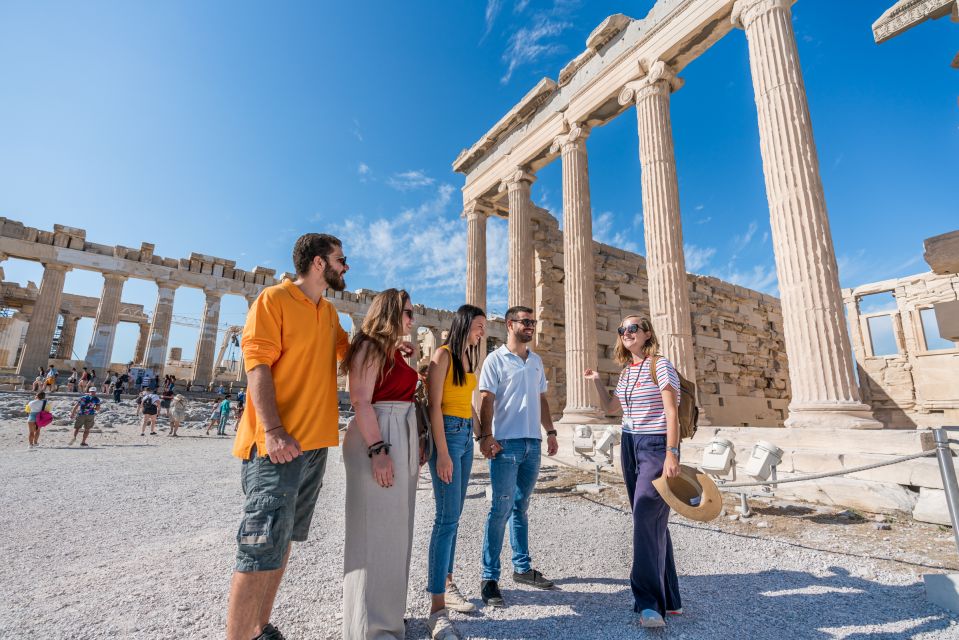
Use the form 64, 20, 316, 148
0, 251, 7, 281
500, 170, 536, 309
84, 273, 128, 371
406, 323, 421, 368
733, 0, 880, 429
134, 322, 150, 365
192, 289, 222, 388
235, 293, 258, 384
56, 313, 80, 360
16, 263, 70, 376
550, 124, 604, 423
464, 201, 489, 311
144, 281, 179, 370
619, 61, 696, 380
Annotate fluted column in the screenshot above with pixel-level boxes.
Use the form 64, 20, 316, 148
236, 293, 258, 383
733, 0, 880, 429
192, 289, 222, 388
464, 201, 489, 311
84, 273, 127, 370
144, 281, 178, 369
56, 314, 80, 359
551, 124, 603, 423
620, 60, 696, 381
17, 263, 70, 376
500, 170, 536, 309
134, 322, 150, 365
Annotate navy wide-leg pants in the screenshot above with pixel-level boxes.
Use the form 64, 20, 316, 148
621, 432, 682, 615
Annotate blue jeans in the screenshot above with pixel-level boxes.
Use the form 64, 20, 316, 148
481, 437, 541, 581
427, 416, 474, 594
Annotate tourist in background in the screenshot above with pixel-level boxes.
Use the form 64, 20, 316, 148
235, 388, 246, 424
584, 315, 682, 628
69, 387, 102, 447
341, 288, 420, 640
226, 232, 350, 640
476, 305, 559, 608
68, 368, 79, 392
139, 388, 161, 436
424, 304, 486, 637
169, 394, 187, 437
25, 391, 51, 449
218, 394, 233, 435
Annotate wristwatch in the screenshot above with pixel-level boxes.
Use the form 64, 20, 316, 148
545, 429, 557, 437
666, 446, 680, 457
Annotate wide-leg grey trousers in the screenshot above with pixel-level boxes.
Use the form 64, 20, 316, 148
342, 401, 418, 640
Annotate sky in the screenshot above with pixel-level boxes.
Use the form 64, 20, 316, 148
0, 0, 956, 365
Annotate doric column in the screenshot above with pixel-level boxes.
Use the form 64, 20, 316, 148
464, 200, 489, 311
134, 322, 150, 364
500, 170, 536, 309
56, 313, 80, 359
16, 263, 70, 376
733, 0, 880, 429
84, 273, 127, 370
550, 124, 604, 423
619, 60, 696, 380
405, 324, 421, 368
192, 289, 222, 388
235, 293, 259, 383
0, 252, 7, 281
144, 281, 178, 369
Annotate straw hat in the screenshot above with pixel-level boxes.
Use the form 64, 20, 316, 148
652, 464, 723, 522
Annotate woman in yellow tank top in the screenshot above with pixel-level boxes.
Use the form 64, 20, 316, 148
424, 304, 487, 637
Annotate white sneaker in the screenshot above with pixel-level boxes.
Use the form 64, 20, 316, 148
426, 609, 462, 640
639, 609, 665, 628
444, 582, 476, 613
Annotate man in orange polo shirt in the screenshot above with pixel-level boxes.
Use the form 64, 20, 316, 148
226, 233, 350, 640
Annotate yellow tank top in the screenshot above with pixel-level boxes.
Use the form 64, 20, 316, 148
439, 345, 477, 419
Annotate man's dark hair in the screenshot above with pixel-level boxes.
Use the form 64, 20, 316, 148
293, 233, 342, 276
505, 306, 534, 322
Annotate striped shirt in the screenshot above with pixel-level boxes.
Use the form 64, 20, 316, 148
614, 356, 680, 435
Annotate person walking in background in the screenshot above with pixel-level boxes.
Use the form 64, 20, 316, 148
88, 369, 97, 392
226, 233, 350, 640
140, 388, 161, 436
25, 391, 51, 449
236, 389, 246, 424
341, 288, 420, 640
217, 394, 233, 436
584, 315, 682, 628
476, 305, 559, 608
113, 374, 124, 403
68, 368, 79, 392
70, 387, 102, 447
424, 304, 486, 638
169, 394, 187, 437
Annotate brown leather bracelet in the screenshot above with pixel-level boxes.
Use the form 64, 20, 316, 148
265, 424, 284, 433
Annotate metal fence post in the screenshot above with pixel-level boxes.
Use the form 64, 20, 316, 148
933, 427, 959, 553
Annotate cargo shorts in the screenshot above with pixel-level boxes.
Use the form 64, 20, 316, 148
234, 445, 329, 572
74, 414, 95, 430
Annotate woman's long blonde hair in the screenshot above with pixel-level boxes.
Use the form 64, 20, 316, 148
613, 315, 659, 366
341, 288, 410, 379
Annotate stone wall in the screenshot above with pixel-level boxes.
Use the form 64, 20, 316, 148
531, 209, 790, 425
844, 271, 959, 428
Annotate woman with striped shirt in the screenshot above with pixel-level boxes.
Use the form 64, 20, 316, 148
584, 315, 682, 628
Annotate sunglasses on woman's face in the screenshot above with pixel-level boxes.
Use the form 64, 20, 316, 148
617, 323, 642, 336
403, 309, 414, 320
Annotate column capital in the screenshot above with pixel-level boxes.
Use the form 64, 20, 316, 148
155, 279, 180, 291
498, 168, 536, 194
618, 60, 683, 106
462, 199, 494, 221
103, 272, 129, 284
731, 0, 791, 30
42, 262, 71, 274
203, 288, 224, 302
549, 122, 591, 154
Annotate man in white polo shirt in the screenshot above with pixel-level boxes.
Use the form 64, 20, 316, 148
476, 305, 559, 608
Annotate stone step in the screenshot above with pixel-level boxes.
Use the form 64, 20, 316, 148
689, 425, 933, 455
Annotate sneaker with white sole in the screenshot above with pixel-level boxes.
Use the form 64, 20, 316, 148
638, 609, 665, 628
667, 607, 683, 615
426, 608, 462, 640
444, 582, 476, 613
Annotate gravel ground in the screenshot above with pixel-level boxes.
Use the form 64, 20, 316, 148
2, 392, 958, 639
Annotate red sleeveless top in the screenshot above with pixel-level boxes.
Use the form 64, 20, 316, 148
371, 350, 417, 403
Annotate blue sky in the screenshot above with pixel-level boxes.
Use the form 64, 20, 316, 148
1, 1, 956, 365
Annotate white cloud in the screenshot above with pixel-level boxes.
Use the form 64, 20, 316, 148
684, 244, 716, 272
387, 170, 435, 191
351, 118, 363, 142
484, 0, 503, 39
358, 162, 370, 176
694, 204, 704, 211
501, 14, 571, 84
593, 210, 641, 254
717, 263, 779, 296
696, 216, 712, 225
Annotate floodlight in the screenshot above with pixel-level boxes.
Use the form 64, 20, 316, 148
573, 425, 595, 458
700, 437, 735, 477
744, 440, 783, 481
595, 427, 621, 464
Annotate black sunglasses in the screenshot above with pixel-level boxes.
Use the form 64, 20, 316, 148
512, 318, 537, 328
403, 309, 414, 320
325, 254, 347, 267
617, 323, 644, 336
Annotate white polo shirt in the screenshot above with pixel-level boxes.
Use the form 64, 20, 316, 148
478, 344, 548, 440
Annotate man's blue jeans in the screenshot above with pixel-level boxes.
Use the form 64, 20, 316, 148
426, 416, 474, 594
481, 437, 541, 581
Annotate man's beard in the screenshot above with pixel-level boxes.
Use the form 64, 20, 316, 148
514, 329, 534, 344
324, 265, 346, 292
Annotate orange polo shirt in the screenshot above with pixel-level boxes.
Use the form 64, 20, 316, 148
232, 279, 349, 459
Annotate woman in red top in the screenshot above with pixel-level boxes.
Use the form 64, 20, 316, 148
341, 288, 420, 640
